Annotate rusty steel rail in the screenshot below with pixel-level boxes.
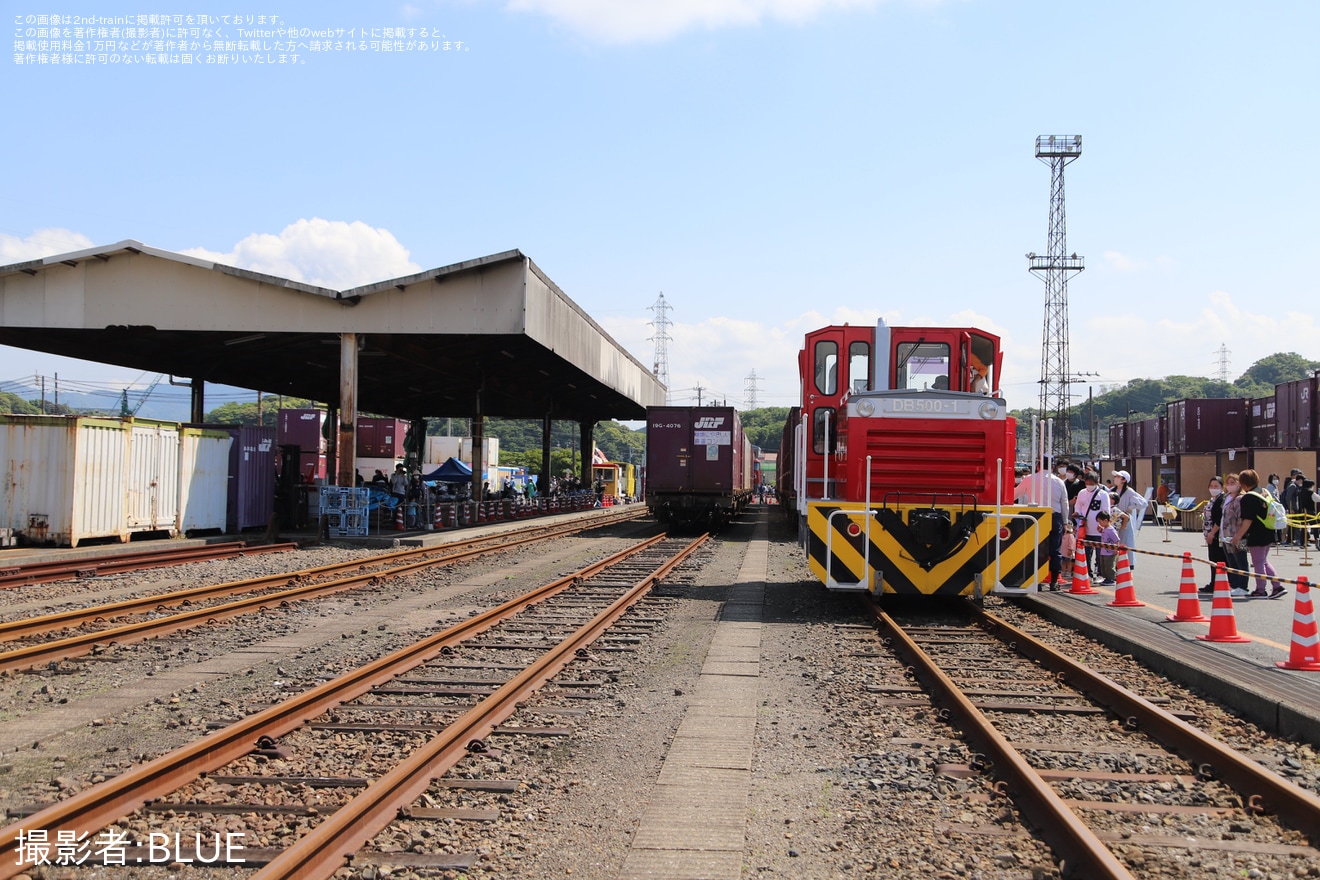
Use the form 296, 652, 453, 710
863, 597, 1138, 880
0, 532, 692, 879
0, 541, 297, 589
0, 507, 647, 647
971, 605, 1320, 843
0, 509, 654, 674
255, 533, 707, 880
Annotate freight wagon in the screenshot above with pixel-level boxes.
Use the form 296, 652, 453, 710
645, 406, 753, 529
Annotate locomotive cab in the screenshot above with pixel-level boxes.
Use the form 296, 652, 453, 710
789, 319, 1049, 597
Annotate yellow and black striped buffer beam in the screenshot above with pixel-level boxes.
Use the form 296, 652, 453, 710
806, 501, 1052, 596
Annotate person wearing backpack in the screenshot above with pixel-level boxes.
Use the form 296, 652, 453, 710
1231, 469, 1285, 599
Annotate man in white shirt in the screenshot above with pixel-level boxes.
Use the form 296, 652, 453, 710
1015, 457, 1070, 590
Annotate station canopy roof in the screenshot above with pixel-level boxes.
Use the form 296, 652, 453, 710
0, 242, 666, 422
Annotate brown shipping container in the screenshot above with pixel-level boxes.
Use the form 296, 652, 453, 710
1252, 449, 1318, 485
1275, 378, 1318, 449
1249, 396, 1277, 449
278, 409, 328, 453
1216, 449, 1250, 479
356, 417, 409, 458
1166, 399, 1248, 454
1109, 424, 1128, 458
646, 406, 751, 496
1137, 417, 1162, 457
1177, 453, 1218, 502
1133, 458, 1154, 497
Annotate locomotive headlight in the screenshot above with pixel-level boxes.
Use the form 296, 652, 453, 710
855, 399, 875, 417
978, 401, 999, 420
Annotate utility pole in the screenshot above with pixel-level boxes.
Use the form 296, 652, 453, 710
1028, 134, 1085, 461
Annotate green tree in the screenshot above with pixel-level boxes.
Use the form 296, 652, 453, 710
204, 396, 315, 426
0, 392, 42, 414
739, 407, 791, 452
1235, 352, 1319, 393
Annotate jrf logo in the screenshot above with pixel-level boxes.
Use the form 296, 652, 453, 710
694, 417, 725, 429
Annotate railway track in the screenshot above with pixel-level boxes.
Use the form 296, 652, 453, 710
0, 506, 648, 674
0, 531, 706, 879
864, 599, 1320, 879
0, 541, 298, 590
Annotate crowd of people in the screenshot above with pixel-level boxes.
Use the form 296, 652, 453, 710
1200, 468, 1318, 599
1013, 457, 1319, 596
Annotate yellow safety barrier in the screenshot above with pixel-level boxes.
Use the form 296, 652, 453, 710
1080, 536, 1309, 589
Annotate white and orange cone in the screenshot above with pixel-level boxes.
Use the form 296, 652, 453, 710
1107, 549, 1144, 607
1277, 577, 1320, 671
1197, 563, 1250, 644
1068, 525, 1098, 595
1166, 551, 1208, 622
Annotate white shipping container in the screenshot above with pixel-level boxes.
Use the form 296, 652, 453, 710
424, 436, 499, 468
126, 420, 181, 535
0, 415, 131, 547
180, 427, 231, 533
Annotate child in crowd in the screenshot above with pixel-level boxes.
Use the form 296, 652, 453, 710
1058, 520, 1076, 590
1095, 511, 1119, 585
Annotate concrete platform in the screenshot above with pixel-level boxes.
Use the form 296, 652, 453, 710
1020, 523, 1320, 745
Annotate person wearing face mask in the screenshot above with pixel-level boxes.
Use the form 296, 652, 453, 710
1200, 476, 1226, 594
1074, 471, 1111, 580
1219, 473, 1250, 596
1063, 463, 1083, 504
1109, 470, 1147, 571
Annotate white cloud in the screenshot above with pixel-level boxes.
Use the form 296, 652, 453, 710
0, 228, 95, 263
1104, 250, 1144, 272
1103, 250, 1177, 273
1070, 290, 1318, 388
180, 218, 422, 290
505, 0, 885, 43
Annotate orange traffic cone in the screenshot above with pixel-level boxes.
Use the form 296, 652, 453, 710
1166, 551, 1209, 622
1197, 563, 1250, 644
1277, 577, 1320, 671
394, 503, 405, 532
1107, 549, 1144, 607
1069, 525, 1098, 595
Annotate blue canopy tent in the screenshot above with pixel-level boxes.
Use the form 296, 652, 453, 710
424, 457, 474, 483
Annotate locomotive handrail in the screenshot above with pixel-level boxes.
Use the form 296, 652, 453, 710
983, 511, 1042, 595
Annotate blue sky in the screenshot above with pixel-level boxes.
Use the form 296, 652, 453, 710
2, 0, 1316, 417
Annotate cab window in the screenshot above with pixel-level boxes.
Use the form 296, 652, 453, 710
895, 342, 951, 390
814, 340, 838, 395
849, 341, 870, 393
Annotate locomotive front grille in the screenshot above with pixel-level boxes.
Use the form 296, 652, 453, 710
861, 425, 991, 494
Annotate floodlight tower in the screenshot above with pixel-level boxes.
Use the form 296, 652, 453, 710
1028, 134, 1085, 459
648, 293, 673, 404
